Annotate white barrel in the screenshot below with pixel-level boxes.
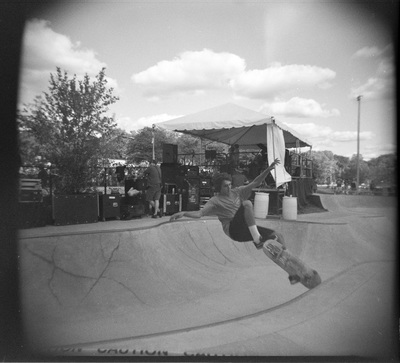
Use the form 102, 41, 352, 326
282, 196, 297, 220
253, 192, 269, 219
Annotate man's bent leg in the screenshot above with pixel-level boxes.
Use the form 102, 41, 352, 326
241, 200, 262, 243
242, 200, 256, 226
244, 199, 286, 250
229, 202, 286, 250
228, 204, 253, 242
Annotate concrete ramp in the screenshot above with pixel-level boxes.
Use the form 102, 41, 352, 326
18, 195, 397, 359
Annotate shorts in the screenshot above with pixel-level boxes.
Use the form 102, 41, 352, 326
228, 204, 275, 242
146, 186, 161, 202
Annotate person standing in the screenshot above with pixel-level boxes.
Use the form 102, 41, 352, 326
144, 159, 162, 218
37, 165, 48, 188
231, 167, 248, 188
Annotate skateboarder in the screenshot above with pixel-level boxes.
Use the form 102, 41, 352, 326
170, 158, 285, 250
170, 159, 300, 284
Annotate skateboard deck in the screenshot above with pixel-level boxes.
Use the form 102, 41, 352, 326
263, 239, 321, 289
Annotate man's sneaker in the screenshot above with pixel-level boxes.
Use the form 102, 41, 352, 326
254, 234, 268, 250
289, 275, 301, 285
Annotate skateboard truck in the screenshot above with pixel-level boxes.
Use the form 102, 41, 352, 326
263, 239, 322, 289
289, 275, 301, 285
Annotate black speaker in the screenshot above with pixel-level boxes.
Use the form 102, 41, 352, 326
161, 163, 183, 186
53, 194, 98, 226
163, 143, 178, 164
160, 193, 182, 215
205, 150, 217, 160
185, 178, 200, 211
120, 204, 145, 219
99, 194, 121, 221
18, 202, 47, 229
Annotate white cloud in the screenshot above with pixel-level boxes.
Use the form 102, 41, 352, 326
259, 97, 340, 118
19, 19, 117, 105
352, 44, 393, 59
118, 114, 183, 132
362, 143, 396, 160
230, 63, 336, 99
285, 122, 332, 138
352, 46, 383, 58
132, 49, 245, 99
284, 122, 374, 147
350, 44, 395, 100
116, 116, 135, 132
132, 51, 336, 101
331, 130, 373, 142
285, 122, 386, 159
22, 19, 105, 73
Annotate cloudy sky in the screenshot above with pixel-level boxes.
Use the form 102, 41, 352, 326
18, 0, 396, 160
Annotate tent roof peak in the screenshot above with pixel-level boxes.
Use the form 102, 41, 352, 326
159, 103, 312, 148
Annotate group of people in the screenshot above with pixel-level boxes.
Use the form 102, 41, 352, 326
332, 178, 357, 194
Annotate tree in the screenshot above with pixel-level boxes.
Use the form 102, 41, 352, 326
176, 134, 200, 157
18, 129, 44, 166
126, 127, 176, 163
18, 67, 119, 194
98, 128, 132, 161
368, 154, 396, 186
310, 150, 337, 183
333, 154, 350, 180
341, 154, 370, 184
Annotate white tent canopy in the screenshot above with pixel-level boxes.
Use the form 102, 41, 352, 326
158, 103, 311, 149
158, 103, 312, 187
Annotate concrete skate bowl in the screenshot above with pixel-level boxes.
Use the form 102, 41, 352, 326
19, 194, 397, 359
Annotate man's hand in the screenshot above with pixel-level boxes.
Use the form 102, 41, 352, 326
250, 158, 282, 188
170, 212, 185, 221
269, 158, 280, 169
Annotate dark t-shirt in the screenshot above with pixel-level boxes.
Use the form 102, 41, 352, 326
144, 165, 162, 188
200, 186, 250, 237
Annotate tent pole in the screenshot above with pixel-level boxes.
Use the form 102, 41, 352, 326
270, 119, 277, 184
200, 138, 203, 165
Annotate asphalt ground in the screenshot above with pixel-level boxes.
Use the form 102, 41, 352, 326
18, 194, 398, 360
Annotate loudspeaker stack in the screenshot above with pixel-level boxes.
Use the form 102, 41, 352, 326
162, 143, 178, 164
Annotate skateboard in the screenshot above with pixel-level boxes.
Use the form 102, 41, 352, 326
263, 239, 321, 289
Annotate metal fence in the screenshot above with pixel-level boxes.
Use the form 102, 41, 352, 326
19, 150, 313, 195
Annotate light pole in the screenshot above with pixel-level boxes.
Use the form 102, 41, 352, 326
356, 95, 362, 194
152, 124, 155, 161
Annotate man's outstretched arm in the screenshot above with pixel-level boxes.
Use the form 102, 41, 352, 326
170, 210, 202, 221
246, 158, 280, 189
